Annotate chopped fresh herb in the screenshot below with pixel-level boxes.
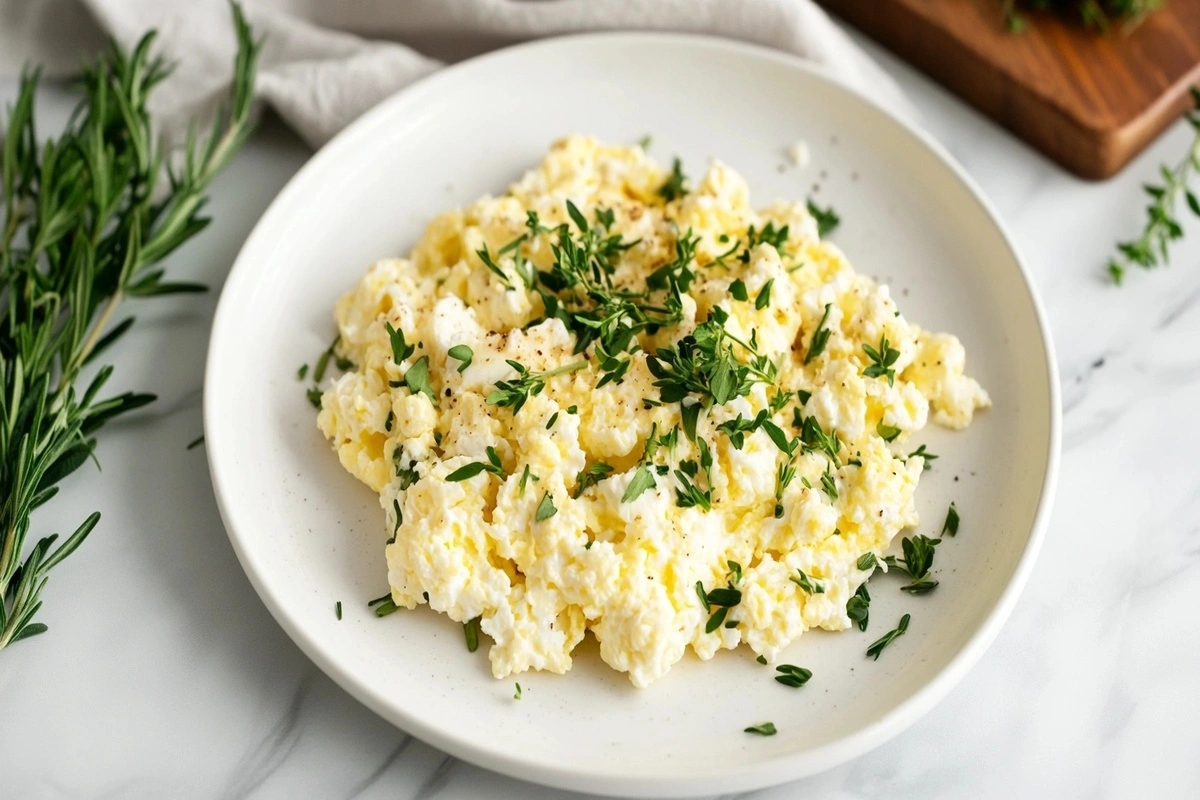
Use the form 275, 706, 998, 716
755, 279, 774, 310
745, 722, 777, 736
637, 134, 652, 149
535, 492, 557, 522
774, 460, 797, 518
741, 222, 790, 263
706, 586, 743, 608
862, 334, 900, 386
877, 421, 902, 442
596, 207, 616, 230
384, 410, 394, 433
385, 322, 415, 365
701, 564, 743, 632
487, 360, 587, 414
476, 243, 514, 290
659, 157, 689, 201
368, 592, 399, 618
819, 468, 838, 500
314, 336, 339, 382
391, 498, 403, 537
514, 682, 522, 700
907, 444, 938, 470
464, 617, 481, 652
404, 356, 436, 405
805, 303, 833, 363
518, 465, 538, 496
857, 552, 878, 571
943, 502, 960, 537
885, 534, 941, 594
448, 344, 473, 372
897, 534, 939, 579
706, 606, 729, 633
774, 664, 813, 688
335, 601, 342, 620
546, 412, 559, 430
791, 569, 825, 594
846, 583, 870, 631
807, 199, 840, 237
674, 438, 714, 510
756, 654, 768, 665
306, 387, 323, 409
619, 462, 654, 503
573, 462, 614, 498
730, 279, 749, 302
445, 446, 506, 482
866, 613, 910, 660
393, 446, 420, 488
717, 410, 768, 450
567, 405, 578, 414
297, 364, 308, 380
186, 435, 205, 450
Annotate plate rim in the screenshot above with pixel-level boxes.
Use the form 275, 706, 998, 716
204, 30, 1062, 797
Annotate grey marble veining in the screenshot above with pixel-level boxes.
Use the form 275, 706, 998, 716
4, 34, 1200, 800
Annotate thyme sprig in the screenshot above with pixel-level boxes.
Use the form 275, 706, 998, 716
0, 4, 259, 652
1109, 88, 1200, 285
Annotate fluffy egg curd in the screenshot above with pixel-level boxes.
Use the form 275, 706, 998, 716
316, 136, 989, 688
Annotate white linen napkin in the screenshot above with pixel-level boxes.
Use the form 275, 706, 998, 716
0, 0, 911, 148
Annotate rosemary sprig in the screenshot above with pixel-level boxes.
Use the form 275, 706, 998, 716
0, 3, 260, 652
1109, 88, 1200, 285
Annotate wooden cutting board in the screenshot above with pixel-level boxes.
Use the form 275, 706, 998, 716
817, 0, 1200, 180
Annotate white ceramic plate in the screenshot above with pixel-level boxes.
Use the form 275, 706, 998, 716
205, 33, 1059, 798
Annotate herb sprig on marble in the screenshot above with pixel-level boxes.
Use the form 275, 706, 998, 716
0, 4, 260, 652
1109, 88, 1200, 285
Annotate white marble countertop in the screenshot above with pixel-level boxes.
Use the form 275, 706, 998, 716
4, 37, 1199, 799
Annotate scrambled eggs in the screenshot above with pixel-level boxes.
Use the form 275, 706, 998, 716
317, 136, 989, 688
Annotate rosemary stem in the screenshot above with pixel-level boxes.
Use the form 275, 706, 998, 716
64, 289, 123, 389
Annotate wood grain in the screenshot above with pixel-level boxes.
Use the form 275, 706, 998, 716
817, 0, 1200, 180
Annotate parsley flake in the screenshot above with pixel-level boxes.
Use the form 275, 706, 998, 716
535, 492, 557, 522
404, 355, 436, 405
448, 344, 473, 372
755, 279, 774, 310
877, 421, 902, 442
943, 502, 960, 537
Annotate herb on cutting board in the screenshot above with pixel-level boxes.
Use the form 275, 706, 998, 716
1108, 88, 1200, 285
0, 3, 260, 652
1002, 0, 1162, 34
